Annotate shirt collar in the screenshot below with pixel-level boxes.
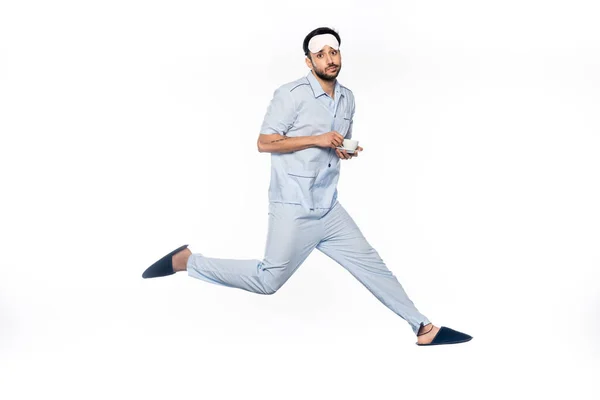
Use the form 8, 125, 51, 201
306, 70, 343, 99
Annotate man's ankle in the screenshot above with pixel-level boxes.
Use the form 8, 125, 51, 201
418, 323, 432, 335
173, 250, 191, 272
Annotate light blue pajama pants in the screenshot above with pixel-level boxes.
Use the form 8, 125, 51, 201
187, 200, 431, 335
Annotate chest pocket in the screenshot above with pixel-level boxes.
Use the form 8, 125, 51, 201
333, 111, 352, 137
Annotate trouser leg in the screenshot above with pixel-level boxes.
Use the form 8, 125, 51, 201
316, 202, 431, 335
187, 203, 321, 295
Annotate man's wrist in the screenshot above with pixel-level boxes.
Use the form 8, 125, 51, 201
309, 135, 320, 148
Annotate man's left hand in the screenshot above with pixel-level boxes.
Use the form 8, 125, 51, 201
335, 146, 363, 160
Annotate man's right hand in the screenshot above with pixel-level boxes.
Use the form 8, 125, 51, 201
315, 131, 345, 149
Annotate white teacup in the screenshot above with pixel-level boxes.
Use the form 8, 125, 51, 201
342, 139, 359, 151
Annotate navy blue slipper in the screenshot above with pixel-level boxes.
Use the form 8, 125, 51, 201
142, 244, 189, 279
416, 326, 472, 346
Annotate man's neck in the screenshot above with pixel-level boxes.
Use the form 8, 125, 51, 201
312, 70, 336, 98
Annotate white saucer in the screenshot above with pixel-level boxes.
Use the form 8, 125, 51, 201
336, 147, 356, 154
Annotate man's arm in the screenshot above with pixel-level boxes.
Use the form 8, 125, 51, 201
257, 131, 344, 154
257, 133, 317, 153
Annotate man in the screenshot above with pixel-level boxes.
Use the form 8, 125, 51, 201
142, 27, 472, 346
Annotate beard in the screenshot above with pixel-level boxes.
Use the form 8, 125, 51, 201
313, 62, 341, 81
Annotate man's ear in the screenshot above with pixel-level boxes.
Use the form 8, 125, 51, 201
304, 55, 313, 69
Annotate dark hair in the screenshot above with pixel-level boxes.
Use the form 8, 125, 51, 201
303, 27, 341, 59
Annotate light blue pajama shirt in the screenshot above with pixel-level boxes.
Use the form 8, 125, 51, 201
187, 70, 430, 335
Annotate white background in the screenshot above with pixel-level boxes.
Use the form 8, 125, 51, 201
1, 0, 598, 399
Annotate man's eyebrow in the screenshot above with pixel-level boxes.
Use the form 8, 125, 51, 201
315, 48, 337, 54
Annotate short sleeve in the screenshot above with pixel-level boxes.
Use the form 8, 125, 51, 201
259, 87, 296, 135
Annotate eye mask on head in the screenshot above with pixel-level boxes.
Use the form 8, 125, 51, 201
308, 33, 340, 53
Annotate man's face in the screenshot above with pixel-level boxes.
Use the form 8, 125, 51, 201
306, 45, 342, 82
